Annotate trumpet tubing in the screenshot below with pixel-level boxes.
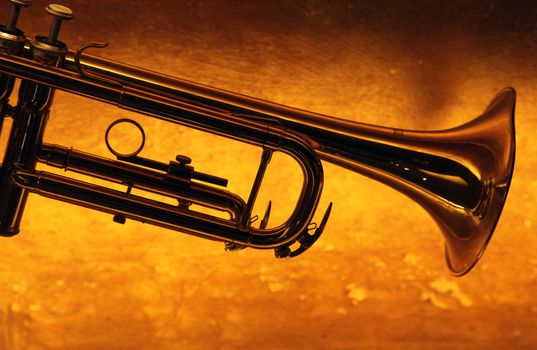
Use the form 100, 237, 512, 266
0, 1, 516, 275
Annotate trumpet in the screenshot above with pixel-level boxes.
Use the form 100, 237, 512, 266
0, 1, 516, 275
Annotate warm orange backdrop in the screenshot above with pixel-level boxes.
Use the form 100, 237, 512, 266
0, 1, 536, 349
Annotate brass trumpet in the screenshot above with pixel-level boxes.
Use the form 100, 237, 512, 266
0, 1, 516, 275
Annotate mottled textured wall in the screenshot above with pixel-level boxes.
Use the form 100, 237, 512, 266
0, 0, 536, 349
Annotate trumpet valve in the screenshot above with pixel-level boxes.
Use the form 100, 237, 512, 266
44, 3, 73, 45
4, 0, 32, 32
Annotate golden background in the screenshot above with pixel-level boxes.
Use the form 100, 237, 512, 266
1, 0, 536, 349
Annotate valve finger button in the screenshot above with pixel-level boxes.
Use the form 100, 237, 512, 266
9, 0, 32, 6
11, 0, 32, 5
45, 4, 74, 19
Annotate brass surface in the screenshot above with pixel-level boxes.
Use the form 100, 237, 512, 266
0, 1, 536, 349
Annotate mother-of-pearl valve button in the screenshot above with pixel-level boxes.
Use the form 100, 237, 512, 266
45, 4, 74, 19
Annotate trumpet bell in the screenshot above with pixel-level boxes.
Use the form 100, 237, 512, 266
302, 88, 516, 275
190, 82, 516, 275
440, 88, 516, 275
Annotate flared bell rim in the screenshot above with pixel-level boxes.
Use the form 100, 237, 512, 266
445, 87, 516, 276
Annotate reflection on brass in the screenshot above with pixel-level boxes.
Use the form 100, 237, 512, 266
0, 2, 515, 276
